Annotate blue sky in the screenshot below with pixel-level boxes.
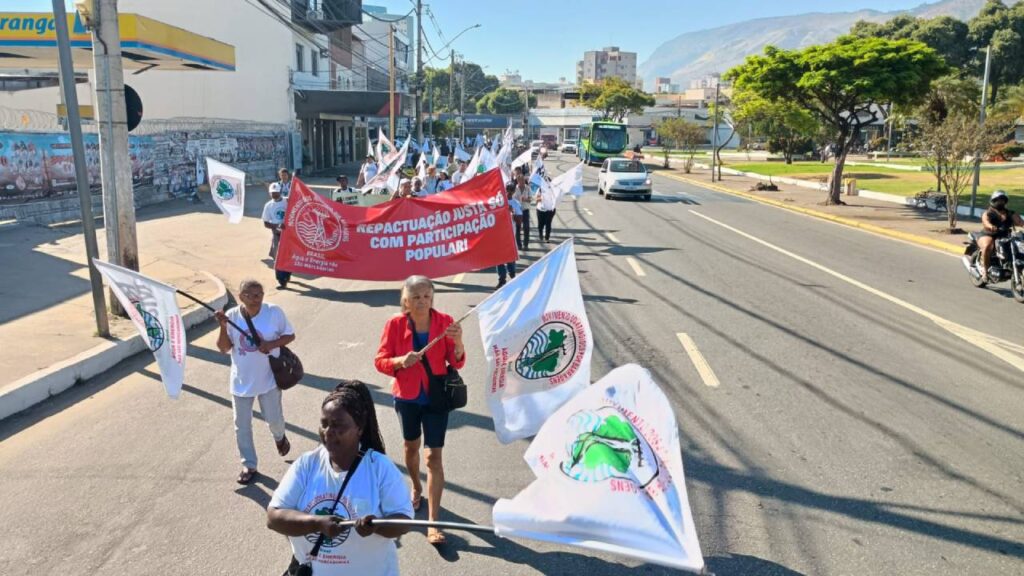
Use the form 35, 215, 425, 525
16, 0, 932, 80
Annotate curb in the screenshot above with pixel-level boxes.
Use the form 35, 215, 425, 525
0, 271, 228, 422
660, 172, 964, 256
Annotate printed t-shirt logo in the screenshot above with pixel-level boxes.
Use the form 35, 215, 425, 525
560, 406, 659, 488
305, 497, 353, 548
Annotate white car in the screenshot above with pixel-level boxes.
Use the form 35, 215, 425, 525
597, 157, 652, 201
560, 142, 578, 154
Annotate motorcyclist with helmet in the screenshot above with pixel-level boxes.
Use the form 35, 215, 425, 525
970, 190, 1024, 281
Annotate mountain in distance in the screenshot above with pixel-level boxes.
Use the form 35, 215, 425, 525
639, 0, 1008, 87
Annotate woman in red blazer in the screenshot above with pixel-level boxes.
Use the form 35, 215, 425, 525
375, 275, 465, 545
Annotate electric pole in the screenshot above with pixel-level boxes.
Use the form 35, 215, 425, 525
449, 51, 455, 119
90, 0, 138, 316
711, 82, 720, 182
414, 0, 423, 145
460, 56, 466, 142
970, 45, 992, 219
53, 0, 108, 337
388, 23, 395, 142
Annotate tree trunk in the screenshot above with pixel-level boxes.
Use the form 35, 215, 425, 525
943, 179, 958, 231
827, 142, 850, 206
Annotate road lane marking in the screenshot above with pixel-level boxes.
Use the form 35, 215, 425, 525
689, 209, 1024, 374
676, 333, 721, 388
626, 257, 646, 277
606, 232, 620, 243
452, 273, 465, 284
583, 208, 595, 216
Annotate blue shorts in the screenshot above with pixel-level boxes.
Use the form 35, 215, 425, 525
394, 401, 449, 448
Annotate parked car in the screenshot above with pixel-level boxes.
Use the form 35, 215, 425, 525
530, 140, 544, 159
597, 157, 652, 201
560, 142, 578, 154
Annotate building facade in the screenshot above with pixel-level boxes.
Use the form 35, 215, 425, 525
576, 46, 637, 87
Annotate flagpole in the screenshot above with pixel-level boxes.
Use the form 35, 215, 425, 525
174, 288, 247, 335
418, 237, 575, 355
334, 518, 496, 534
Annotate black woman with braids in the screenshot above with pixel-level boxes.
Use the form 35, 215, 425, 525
268, 381, 413, 575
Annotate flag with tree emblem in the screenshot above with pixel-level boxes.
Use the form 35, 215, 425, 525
93, 259, 186, 399
492, 364, 705, 572
476, 238, 591, 443
205, 158, 246, 223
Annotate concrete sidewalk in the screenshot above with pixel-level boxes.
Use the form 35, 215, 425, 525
658, 165, 971, 254
0, 180, 321, 417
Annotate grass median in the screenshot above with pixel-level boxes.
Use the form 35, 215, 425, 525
727, 161, 1024, 213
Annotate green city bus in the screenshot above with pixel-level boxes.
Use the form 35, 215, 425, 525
577, 121, 628, 165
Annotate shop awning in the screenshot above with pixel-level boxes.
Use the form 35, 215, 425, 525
0, 11, 234, 72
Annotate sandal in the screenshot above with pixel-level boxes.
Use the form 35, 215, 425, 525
411, 490, 422, 511
427, 528, 447, 546
276, 435, 291, 457
237, 468, 257, 485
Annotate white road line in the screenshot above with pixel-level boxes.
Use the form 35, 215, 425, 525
688, 209, 1024, 374
583, 208, 595, 216
452, 273, 465, 284
606, 232, 620, 243
625, 257, 646, 277
676, 333, 721, 388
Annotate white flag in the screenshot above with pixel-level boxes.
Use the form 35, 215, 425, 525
475, 132, 485, 149
493, 364, 705, 573
511, 148, 533, 171
376, 127, 392, 160
92, 260, 187, 399
416, 152, 428, 181
477, 239, 591, 443
463, 146, 483, 183
540, 162, 584, 211
455, 143, 472, 162
431, 146, 441, 167
205, 158, 245, 224
366, 135, 374, 159
362, 137, 409, 193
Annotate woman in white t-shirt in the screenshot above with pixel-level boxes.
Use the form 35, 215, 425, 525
269, 382, 413, 576
215, 279, 296, 485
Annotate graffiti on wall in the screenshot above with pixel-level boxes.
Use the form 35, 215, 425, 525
0, 131, 288, 204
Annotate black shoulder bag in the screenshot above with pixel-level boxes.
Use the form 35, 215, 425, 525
241, 309, 304, 390
284, 451, 364, 576
419, 354, 467, 413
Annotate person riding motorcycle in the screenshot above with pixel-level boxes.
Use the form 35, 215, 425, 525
971, 190, 1023, 281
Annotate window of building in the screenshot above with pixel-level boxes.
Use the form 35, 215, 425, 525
296, 44, 305, 72
312, 50, 319, 76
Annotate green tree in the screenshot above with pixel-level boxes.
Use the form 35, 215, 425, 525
968, 0, 1024, 104
580, 78, 654, 122
656, 117, 705, 171
476, 87, 536, 114
423, 60, 499, 114
993, 82, 1024, 122
732, 91, 819, 164
727, 36, 947, 204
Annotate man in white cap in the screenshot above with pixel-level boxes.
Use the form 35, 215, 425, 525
391, 178, 414, 200
262, 183, 287, 259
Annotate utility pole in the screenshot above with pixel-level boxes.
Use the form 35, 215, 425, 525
53, 0, 108, 337
459, 56, 466, 142
414, 0, 423, 145
428, 79, 433, 139
885, 102, 894, 163
388, 23, 395, 143
90, 0, 138, 316
449, 51, 455, 118
711, 82, 720, 182
970, 45, 992, 219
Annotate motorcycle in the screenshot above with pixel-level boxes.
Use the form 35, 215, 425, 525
962, 230, 1024, 302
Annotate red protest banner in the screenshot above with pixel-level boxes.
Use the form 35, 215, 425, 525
276, 170, 517, 281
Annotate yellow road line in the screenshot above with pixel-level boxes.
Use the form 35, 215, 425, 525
625, 257, 646, 277
689, 209, 1024, 375
660, 172, 962, 256
452, 273, 465, 284
676, 333, 721, 388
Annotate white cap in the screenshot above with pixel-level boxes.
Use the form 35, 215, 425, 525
399, 178, 411, 187
269, 182, 282, 194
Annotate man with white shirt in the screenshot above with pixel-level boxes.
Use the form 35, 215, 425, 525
262, 183, 287, 259
331, 175, 356, 203
357, 154, 378, 187
451, 159, 468, 186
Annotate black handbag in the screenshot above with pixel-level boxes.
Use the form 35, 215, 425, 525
420, 355, 467, 413
283, 452, 364, 576
241, 310, 303, 390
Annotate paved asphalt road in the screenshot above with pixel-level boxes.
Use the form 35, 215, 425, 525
1, 152, 1022, 576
